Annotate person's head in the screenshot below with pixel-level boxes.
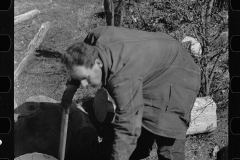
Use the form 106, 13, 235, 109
61, 42, 103, 87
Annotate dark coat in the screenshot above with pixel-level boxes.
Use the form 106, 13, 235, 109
84, 26, 201, 139
63, 26, 201, 139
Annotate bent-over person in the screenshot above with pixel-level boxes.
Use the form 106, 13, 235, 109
60, 26, 201, 160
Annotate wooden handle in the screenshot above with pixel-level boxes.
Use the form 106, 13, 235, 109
111, 0, 114, 26
59, 108, 70, 160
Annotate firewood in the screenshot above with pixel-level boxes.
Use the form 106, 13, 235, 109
187, 97, 217, 135
14, 96, 98, 160
14, 21, 51, 109
14, 9, 41, 25
14, 21, 51, 82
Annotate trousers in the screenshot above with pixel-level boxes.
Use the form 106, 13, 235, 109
130, 127, 186, 160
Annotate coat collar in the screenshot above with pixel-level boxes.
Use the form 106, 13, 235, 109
94, 46, 112, 87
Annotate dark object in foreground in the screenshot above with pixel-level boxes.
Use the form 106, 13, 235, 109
217, 146, 228, 160
14, 101, 98, 160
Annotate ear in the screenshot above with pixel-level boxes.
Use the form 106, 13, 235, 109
95, 59, 103, 68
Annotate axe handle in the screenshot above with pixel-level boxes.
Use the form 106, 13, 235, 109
59, 108, 70, 160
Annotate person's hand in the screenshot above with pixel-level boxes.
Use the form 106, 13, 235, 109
61, 101, 71, 110
61, 82, 79, 111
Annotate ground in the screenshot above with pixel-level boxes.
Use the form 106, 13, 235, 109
14, 0, 104, 105
14, 0, 228, 159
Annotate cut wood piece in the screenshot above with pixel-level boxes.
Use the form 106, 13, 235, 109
14, 21, 51, 83
187, 96, 217, 135
14, 95, 57, 121
14, 9, 41, 25
14, 96, 98, 160
14, 152, 57, 160
26, 95, 58, 103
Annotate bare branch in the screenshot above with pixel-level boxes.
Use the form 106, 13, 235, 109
201, 4, 207, 36
193, 25, 203, 47
208, 47, 227, 61
207, 0, 215, 23
207, 52, 224, 89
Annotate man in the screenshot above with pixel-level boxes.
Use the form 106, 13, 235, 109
61, 26, 201, 160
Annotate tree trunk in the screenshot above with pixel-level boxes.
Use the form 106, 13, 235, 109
104, 0, 123, 26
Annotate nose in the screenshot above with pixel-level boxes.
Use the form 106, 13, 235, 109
81, 79, 89, 87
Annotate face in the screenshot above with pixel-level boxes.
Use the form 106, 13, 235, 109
68, 59, 103, 87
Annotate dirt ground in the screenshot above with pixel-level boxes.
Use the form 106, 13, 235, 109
14, 0, 228, 159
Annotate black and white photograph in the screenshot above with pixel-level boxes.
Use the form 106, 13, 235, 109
14, 0, 229, 159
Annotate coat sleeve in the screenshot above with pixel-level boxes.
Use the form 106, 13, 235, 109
61, 78, 80, 108
108, 77, 143, 115
107, 77, 144, 159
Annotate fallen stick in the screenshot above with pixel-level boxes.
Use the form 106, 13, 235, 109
14, 9, 41, 25
14, 21, 51, 82
14, 21, 51, 109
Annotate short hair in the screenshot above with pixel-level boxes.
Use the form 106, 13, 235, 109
61, 42, 99, 69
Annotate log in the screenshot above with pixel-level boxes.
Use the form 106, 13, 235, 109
14, 21, 51, 109
26, 95, 58, 103
14, 9, 41, 25
14, 21, 51, 82
14, 153, 57, 160
186, 96, 217, 135
14, 95, 98, 160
